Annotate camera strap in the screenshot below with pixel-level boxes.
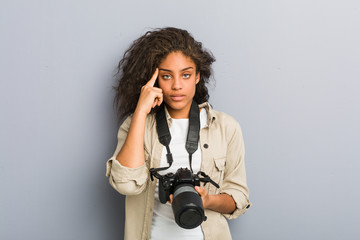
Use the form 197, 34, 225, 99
151, 100, 200, 175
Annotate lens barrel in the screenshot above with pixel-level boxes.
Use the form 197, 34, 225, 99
172, 184, 205, 229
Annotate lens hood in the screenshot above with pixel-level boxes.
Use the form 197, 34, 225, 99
172, 184, 206, 229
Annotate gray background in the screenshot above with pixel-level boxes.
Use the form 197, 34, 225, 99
1, 0, 359, 239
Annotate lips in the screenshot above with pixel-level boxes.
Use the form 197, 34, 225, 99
170, 94, 185, 101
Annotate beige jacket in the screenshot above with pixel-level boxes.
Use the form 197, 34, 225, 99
106, 102, 251, 240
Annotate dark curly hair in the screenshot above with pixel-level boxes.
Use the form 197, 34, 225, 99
114, 27, 216, 119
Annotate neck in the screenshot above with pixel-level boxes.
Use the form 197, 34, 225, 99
166, 105, 191, 119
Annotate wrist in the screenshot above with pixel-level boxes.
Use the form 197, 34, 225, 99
134, 106, 149, 118
203, 194, 212, 209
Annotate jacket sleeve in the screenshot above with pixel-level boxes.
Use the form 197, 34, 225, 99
220, 118, 251, 219
105, 115, 149, 195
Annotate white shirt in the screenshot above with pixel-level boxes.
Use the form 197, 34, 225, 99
150, 108, 208, 240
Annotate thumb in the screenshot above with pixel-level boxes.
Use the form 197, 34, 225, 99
195, 186, 203, 195
169, 194, 173, 203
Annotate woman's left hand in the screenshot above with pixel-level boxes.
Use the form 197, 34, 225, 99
194, 186, 237, 214
195, 186, 209, 209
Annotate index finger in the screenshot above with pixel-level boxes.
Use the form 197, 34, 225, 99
145, 68, 159, 87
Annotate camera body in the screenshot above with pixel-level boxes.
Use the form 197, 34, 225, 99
158, 168, 206, 229
158, 168, 200, 203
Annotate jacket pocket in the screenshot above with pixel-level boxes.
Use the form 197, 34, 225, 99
208, 157, 226, 194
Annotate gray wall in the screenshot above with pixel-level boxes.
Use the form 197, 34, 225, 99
1, 0, 359, 239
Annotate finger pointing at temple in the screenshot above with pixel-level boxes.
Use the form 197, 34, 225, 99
146, 68, 159, 87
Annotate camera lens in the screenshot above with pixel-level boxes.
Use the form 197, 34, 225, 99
172, 184, 205, 229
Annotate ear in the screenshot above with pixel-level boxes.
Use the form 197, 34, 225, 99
195, 72, 200, 84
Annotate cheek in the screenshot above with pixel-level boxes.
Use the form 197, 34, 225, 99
187, 82, 197, 93
159, 85, 173, 97
158, 81, 168, 91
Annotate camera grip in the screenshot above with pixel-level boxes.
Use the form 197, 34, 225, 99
158, 180, 170, 204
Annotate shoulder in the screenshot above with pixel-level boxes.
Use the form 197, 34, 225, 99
213, 110, 240, 127
200, 102, 241, 130
200, 102, 243, 144
214, 110, 242, 142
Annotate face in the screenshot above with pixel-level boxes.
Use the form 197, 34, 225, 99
158, 51, 200, 119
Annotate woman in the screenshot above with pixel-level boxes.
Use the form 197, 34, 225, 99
106, 27, 251, 240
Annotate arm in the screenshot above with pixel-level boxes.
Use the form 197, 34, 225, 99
115, 109, 147, 168
195, 186, 236, 214
106, 69, 163, 195
106, 115, 149, 195
196, 117, 250, 217
116, 68, 163, 168
220, 119, 251, 218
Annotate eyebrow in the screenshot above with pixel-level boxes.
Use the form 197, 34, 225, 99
158, 67, 194, 72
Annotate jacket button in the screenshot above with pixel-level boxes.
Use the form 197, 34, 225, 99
203, 144, 209, 148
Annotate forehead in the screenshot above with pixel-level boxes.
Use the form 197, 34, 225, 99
159, 51, 196, 69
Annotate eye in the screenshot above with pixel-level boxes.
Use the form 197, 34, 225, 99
183, 73, 191, 79
161, 74, 171, 80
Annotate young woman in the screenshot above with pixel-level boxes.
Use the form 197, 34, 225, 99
106, 27, 251, 240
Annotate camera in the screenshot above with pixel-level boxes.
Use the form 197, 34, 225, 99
151, 167, 219, 229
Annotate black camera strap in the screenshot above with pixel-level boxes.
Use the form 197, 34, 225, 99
150, 100, 200, 177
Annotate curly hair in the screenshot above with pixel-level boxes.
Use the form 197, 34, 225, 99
114, 27, 216, 119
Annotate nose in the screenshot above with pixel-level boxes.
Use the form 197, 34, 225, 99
171, 76, 182, 90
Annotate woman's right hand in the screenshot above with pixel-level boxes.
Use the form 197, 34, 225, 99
135, 68, 163, 115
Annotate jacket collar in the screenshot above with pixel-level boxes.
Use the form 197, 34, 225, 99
199, 102, 216, 127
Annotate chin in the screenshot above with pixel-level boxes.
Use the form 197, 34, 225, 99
166, 100, 189, 110
167, 102, 185, 110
